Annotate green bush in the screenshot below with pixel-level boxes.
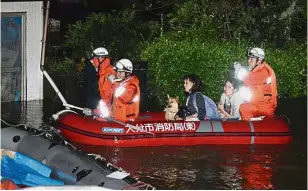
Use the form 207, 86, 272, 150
44, 57, 84, 89
141, 38, 306, 109
266, 44, 307, 98
44, 57, 76, 74
167, 0, 307, 47
64, 11, 160, 61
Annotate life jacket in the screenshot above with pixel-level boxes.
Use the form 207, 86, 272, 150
192, 92, 220, 119
112, 75, 140, 122
98, 65, 116, 107
243, 61, 277, 107
94, 57, 116, 107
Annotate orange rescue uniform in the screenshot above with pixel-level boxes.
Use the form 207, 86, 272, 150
112, 75, 140, 122
91, 57, 116, 107
239, 62, 278, 120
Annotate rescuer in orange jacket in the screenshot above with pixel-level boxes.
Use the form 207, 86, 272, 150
90, 47, 116, 109
111, 59, 140, 122
237, 48, 278, 120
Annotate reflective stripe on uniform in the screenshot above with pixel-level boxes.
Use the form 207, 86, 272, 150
266, 77, 272, 84
115, 86, 126, 97
132, 95, 139, 102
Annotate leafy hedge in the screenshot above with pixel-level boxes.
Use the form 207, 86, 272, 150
64, 11, 160, 61
167, 0, 307, 47
141, 38, 307, 108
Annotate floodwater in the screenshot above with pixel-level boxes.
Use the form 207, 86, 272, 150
1, 96, 307, 190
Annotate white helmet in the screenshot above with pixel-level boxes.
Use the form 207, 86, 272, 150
247, 47, 265, 60
92, 47, 109, 57
114, 59, 133, 73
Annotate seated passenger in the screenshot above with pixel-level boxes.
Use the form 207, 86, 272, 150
237, 48, 278, 120
175, 74, 219, 121
218, 79, 244, 119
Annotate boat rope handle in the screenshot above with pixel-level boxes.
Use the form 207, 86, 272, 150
281, 115, 291, 125
0, 118, 27, 128
52, 109, 78, 121
1, 118, 77, 150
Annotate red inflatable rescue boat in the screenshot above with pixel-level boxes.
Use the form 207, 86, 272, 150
53, 110, 292, 147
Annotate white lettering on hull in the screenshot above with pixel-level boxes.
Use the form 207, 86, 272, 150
126, 122, 196, 133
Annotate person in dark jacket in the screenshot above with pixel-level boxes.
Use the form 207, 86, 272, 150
83, 57, 100, 110
175, 74, 219, 121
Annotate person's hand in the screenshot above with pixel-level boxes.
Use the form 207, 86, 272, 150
107, 75, 122, 83
233, 62, 249, 81
83, 108, 92, 116
218, 104, 224, 111
221, 116, 228, 121
107, 74, 116, 83
174, 115, 182, 120
233, 62, 242, 68
237, 68, 248, 81
96, 100, 110, 118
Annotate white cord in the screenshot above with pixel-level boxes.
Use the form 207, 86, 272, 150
1, 118, 27, 128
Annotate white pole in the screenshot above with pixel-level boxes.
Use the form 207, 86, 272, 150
42, 71, 68, 105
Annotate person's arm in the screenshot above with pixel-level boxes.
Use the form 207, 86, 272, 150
187, 93, 206, 120
98, 68, 116, 105
217, 94, 224, 112
175, 97, 189, 120
218, 103, 224, 111
220, 107, 232, 118
230, 92, 244, 118
217, 94, 230, 117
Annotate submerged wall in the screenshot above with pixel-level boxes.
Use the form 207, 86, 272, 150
1, 1, 43, 102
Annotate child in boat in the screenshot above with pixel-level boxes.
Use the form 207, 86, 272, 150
218, 79, 244, 119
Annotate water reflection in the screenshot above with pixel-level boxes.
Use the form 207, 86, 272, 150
73, 143, 306, 190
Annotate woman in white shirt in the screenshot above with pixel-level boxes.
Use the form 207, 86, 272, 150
218, 79, 244, 119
